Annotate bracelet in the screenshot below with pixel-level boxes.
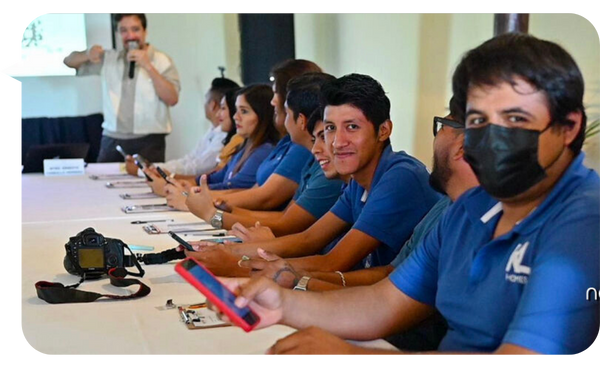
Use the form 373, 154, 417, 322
335, 271, 346, 287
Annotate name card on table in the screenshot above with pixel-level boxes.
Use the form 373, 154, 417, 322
43, 159, 85, 176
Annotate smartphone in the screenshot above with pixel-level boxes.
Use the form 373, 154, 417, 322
132, 154, 153, 182
168, 231, 195, 251
175, 257, 261, 332
115, 145, 128, 159
204, 237, 243, 244
132, 154, 150, 169
156, 166, 170, 182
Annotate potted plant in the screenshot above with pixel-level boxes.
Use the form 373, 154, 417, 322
584, 118, 600, 171
585, 119, 600, 139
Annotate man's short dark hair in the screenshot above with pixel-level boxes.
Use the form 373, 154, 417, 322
209, 78, 240, 101
270, 59, 323, 100
448, 95, 465, 126
286, 73, 335, 121
452, 33, 587, 154
307, 109, 323, 136
114, 14, 147, 30
321, 73, 391, 133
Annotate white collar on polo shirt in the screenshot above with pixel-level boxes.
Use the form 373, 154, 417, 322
480, 202, 502, 224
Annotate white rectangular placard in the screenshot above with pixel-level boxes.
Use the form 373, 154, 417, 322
43, 159, 85, 176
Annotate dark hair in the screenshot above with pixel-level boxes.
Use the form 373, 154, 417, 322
307, 109, 323, 136
221, 87, 241, 146
270, 59, 323, 103
448, 95, 465, 126
114, 14, 147, 30
232, 84, 279, 174
321, 74, 391, 140
209, 78, 240, 102
286, 73, 336, 120
452, 33, 587, 154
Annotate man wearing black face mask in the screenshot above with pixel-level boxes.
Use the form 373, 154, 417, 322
206, 34, 599, 355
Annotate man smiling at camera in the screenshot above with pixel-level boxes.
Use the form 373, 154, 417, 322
183, 73, 440, 277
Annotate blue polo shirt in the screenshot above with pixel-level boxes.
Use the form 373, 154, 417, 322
204, 143, 274, 190
389, 153, 600, 353
330, 145, 441, 268
255, 135, 312, 186
320, 183, 350, 256
293, 157, 345, 219
390, 196, 452, 268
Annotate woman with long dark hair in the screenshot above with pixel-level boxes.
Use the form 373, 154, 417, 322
213, 59, 323, 210
164, 85, 279, 211
202, 84, 279, 190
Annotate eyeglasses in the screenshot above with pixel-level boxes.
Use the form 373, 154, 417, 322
433, 116, 464, 137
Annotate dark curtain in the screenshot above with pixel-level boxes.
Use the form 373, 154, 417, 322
22, 113, 104, 164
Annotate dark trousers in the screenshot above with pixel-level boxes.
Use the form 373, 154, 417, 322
97, 134, 166, 163
384, 312, 448, 352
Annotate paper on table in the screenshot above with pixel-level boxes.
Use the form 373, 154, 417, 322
121, 204, 178, 214
107, 181, 149, 189
178, 305, 230, 330
143, 221, 214, 234
89, 174, 132, 180
119, 192, 161, 199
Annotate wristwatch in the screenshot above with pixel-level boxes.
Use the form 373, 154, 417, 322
210, 209, 224, 229
293, 276, 311, 291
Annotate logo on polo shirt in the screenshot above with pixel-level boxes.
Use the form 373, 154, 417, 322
505, 241, 531, 284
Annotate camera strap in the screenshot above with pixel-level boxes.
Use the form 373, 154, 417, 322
137, 247, 185, 265
35, 268, 151, 304
121, 242, 145, 277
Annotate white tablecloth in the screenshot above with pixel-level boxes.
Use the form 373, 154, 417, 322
21, 164, 396, 354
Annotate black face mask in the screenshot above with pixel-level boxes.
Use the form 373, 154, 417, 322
464, 123, 561, 199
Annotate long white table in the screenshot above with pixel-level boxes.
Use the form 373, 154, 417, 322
22, 164, 396, 354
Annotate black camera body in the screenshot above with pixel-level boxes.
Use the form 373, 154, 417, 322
64, 228, 132, 279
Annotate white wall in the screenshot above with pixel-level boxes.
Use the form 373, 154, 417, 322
295, 14, 422, 156
146, 14, 241, 160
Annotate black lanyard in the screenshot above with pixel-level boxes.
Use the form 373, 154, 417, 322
35, 268, 151, 304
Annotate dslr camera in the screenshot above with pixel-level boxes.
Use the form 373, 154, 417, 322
64, 228, 144, 279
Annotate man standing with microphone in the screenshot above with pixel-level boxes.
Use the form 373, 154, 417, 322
64, 14, 180, 163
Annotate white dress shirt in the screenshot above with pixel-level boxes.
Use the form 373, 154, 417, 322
161, 124, 227, 175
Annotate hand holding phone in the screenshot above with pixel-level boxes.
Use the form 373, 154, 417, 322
132, 154, 153, 182
132, 154, 150, 169
156, 166, 171, 182
169, 231, 195, 251
175, 257, 261, 332
157, 167, 184, 196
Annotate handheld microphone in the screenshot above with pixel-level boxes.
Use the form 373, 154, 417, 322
127, 40, 139, 79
